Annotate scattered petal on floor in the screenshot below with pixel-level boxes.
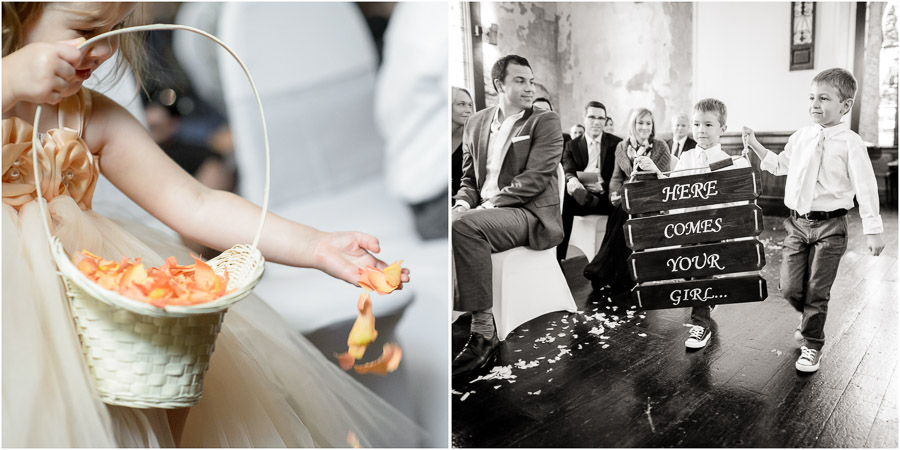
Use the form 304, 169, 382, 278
638, 333, 647, 337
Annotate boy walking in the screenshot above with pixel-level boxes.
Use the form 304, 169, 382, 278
744, 68, 885, 372
635, 98, 750, 349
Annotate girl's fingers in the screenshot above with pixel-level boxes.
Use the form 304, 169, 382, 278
56, 41, 85, 65
356, 232, 381, 254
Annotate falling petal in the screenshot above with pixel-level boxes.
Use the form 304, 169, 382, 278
353, 343, 402, 375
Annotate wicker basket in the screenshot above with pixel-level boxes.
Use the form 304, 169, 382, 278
31, 25, 271, 408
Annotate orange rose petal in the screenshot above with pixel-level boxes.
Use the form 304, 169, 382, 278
353, 343, 403, 375
347, 431, 361, 448
335, 352, 356, 371
77, 257, 98, 277
382, 260, 403, 288
346, 292, 378, 358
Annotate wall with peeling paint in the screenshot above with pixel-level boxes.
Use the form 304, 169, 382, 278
696, 2, 856, 132
479, 2, 561, 109
477, 2, 693, 138
556, 2, 694, 137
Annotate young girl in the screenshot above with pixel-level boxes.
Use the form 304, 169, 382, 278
3, 3, 421, 447
584, 107, 671, 294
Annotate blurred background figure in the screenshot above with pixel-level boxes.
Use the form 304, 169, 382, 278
375, 1, 450, 242
604, 116, 616, 135
532, 96, 553, 111
570, 123, 585, 140
452, 86, 474, 198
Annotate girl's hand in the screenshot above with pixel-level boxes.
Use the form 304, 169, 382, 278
311, 231, 410, 287
2, 39, 85, 108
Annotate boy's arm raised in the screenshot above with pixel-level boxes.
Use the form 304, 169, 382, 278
744, 126, 792, 176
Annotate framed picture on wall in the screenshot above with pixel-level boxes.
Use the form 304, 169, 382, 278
790, 2, 815, 70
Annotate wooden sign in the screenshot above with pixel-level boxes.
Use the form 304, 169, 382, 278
624, 204, 764, 251
632, 275, 768, 310
627, 240, 766, 283
622, 167, 762, 214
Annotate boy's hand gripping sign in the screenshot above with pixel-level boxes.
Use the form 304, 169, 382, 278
622, 167, 768, 310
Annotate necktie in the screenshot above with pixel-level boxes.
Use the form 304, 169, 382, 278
699, 150, 708, 169
587, 140, 601, 172
795, 129, 825, 215
674, 141, 681, 158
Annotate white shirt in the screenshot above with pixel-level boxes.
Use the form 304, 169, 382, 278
761, 122, 883, 234
375, 2, 449, 204
478, 107, 526, 204
584, 133, 604, 173
670, 144, 751, 213
672, 143, 750, 175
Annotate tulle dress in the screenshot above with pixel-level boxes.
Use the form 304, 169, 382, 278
2, 89, 425, 447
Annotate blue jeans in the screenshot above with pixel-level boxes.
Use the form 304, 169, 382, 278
781, 215, 849, 350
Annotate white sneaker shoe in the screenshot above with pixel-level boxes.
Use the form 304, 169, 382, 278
795, 346, 821, 372
685, 325, 711, 349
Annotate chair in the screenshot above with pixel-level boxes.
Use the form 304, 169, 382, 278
491, 164, 577, 340
566, 214, 607, 259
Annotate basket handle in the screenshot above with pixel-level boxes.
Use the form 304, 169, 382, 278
31, 24, 270, 250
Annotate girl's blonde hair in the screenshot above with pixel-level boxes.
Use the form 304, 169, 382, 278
2, 2, 149, 90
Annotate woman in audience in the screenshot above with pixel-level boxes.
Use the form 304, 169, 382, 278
451, 86, 474, 197
584, 107, 672, 293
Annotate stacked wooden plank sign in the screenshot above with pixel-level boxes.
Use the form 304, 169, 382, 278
622, 166, 768, 310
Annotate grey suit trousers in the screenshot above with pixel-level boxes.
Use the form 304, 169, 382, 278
452, 207, 536, 311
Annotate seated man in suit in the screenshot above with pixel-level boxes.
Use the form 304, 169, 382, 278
452, 54, 564, 377
666, 111, 696, 164
557, 101, 622, 261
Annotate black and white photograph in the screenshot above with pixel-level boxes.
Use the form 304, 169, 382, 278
450, 2, 898, 447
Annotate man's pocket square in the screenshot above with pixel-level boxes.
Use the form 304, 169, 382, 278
511, 135, 531, 143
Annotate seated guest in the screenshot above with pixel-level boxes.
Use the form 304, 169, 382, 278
557, 101, 622, 260
570, 124, 585, 140
584, 107, 672, 293
452, 86, 474, 197
604, 116, 616, 135
452, 55, 564, 377
534, 97, 571, 148
666, 111, 696, 166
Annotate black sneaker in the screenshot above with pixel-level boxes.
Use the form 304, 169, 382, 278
685, 325, 711, 349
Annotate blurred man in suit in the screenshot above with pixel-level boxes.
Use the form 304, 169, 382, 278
557, 101, 621, 260
452, 55, 564, 377
666, 111, 696, 161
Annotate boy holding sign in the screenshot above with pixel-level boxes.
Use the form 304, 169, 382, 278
743, 68, 884, 372
636, 98, 750, 349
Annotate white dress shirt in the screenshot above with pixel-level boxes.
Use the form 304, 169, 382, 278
479, 108, 526, 203
761, 122, 883, 234
670, 143, 751, 213
672, 143, 750, 175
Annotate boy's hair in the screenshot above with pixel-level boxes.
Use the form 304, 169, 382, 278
491, 55, 531, 92
583, 100, 607, 116
693, 98, 727, 126
2, 3, 149, 91
813, 68, 858, 102
533, 97, 553, 111
627, 107, 655, 143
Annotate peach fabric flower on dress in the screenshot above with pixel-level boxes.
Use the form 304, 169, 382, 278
2, 117, 98, 211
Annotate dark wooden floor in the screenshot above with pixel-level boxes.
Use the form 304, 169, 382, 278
452, 209, 898, 448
